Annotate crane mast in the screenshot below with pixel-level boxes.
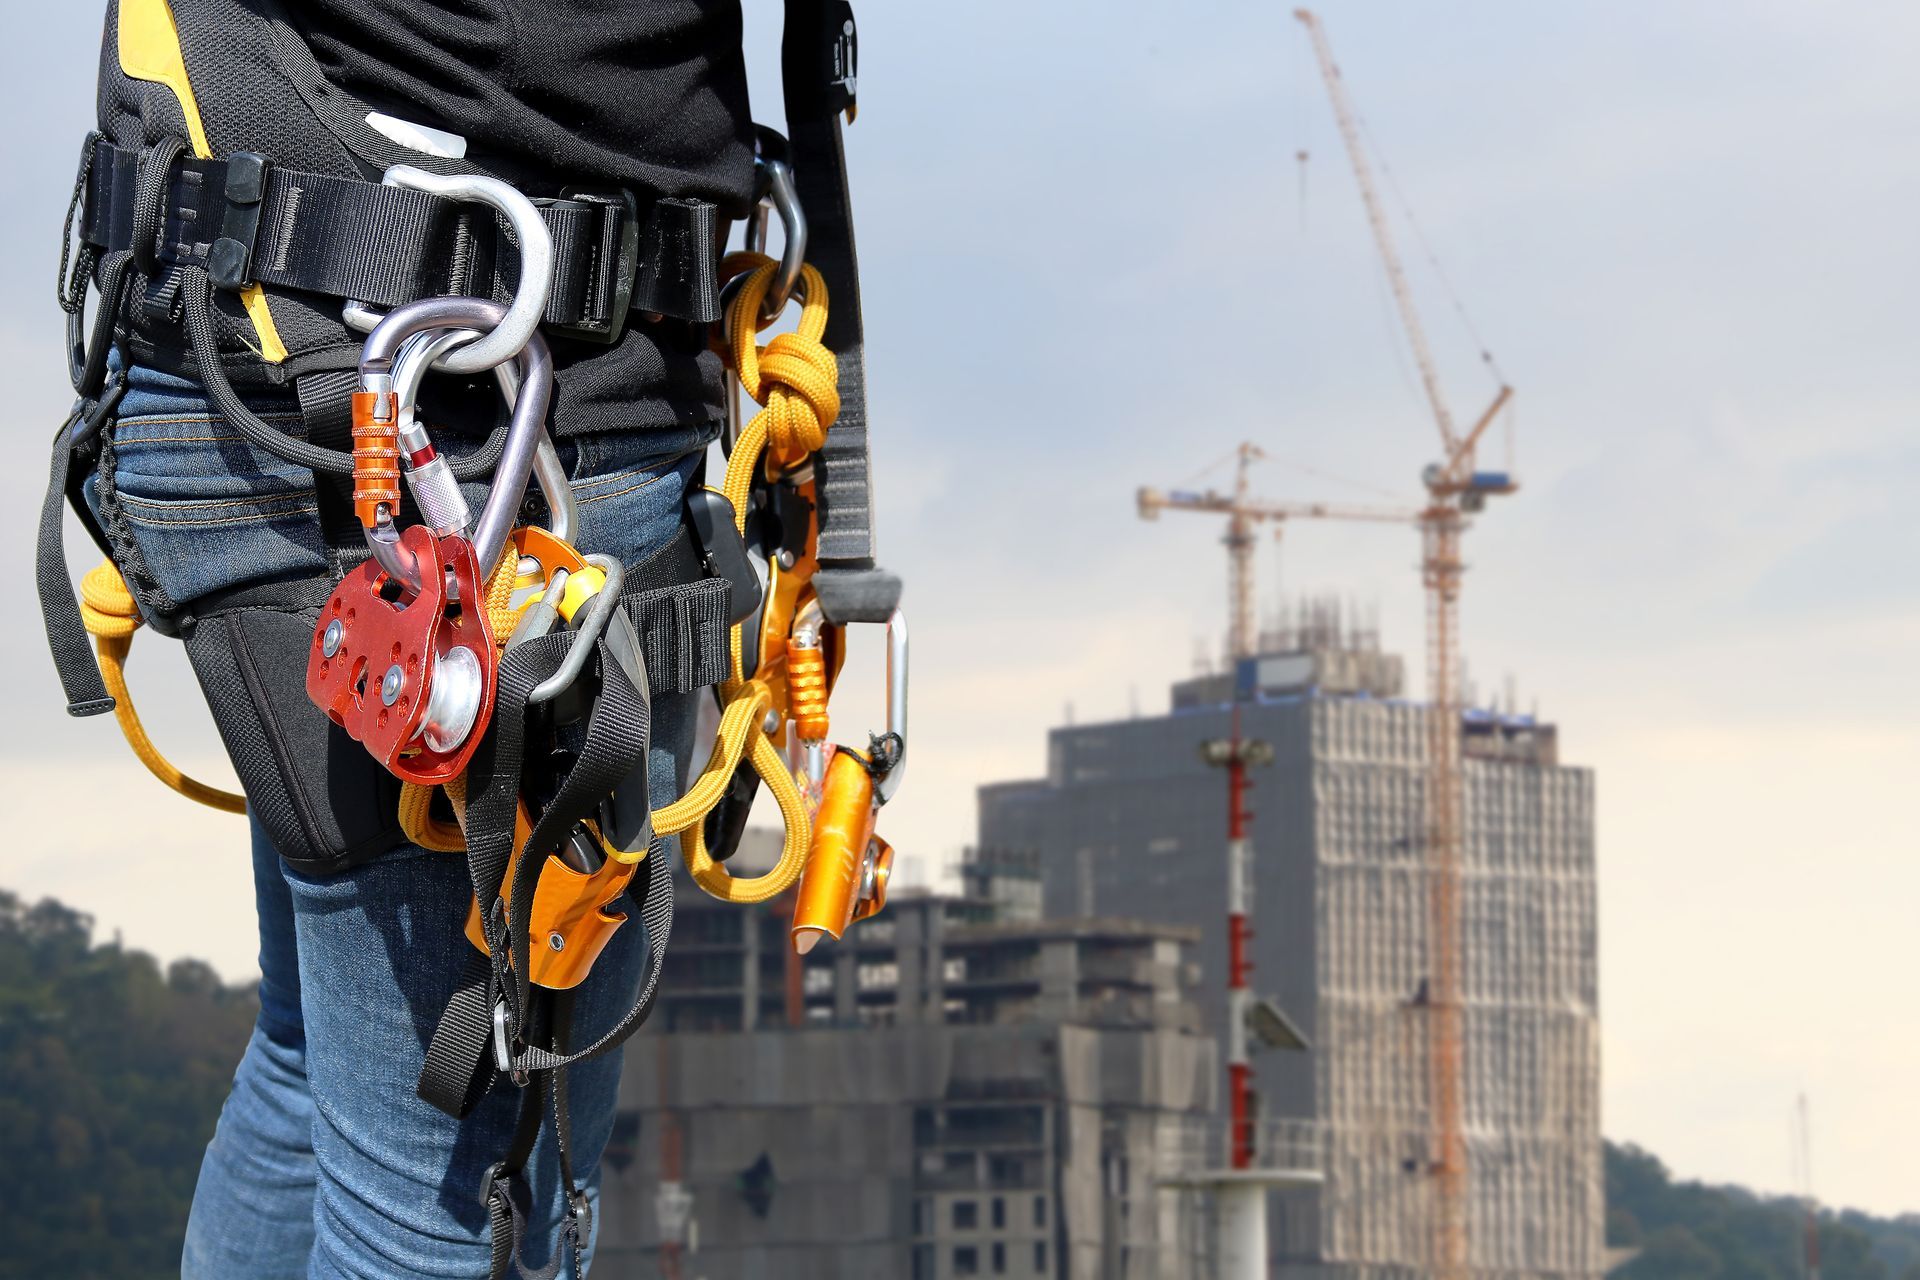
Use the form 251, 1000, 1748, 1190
1295, 11, 1517, 1280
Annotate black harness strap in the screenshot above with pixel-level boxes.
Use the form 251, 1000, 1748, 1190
781, 1, 901, 624
82, 138, 723, 331
419, 626, 671, 1108
35, 382, 126, 718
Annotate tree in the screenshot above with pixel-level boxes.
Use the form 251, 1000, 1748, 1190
0, 891, 255, 1280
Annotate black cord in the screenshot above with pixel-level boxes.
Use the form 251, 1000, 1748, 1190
182, 265, 513, 481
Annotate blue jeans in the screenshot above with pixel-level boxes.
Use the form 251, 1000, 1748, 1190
98, 365, 708, 1278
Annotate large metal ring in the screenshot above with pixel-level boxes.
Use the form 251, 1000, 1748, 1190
343, 166, 554, 376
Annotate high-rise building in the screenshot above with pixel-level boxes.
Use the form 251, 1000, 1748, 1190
976, 615, 1602, 1280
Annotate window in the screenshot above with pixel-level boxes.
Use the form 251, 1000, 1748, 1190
992, 1242, 1007, 1274
952, 1200, 978, 1230
1034, 1242, 1048, 1273
912, 1245, 934, 1280
1033, 1196, 1046, 1228
954, 1245, 980, 1276
991, 1197, 1006, 1229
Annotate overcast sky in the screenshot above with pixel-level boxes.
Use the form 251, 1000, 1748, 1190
5, 0, 1916, 1218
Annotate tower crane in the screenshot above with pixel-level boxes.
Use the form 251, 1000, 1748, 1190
1137, 442, 1418, 663
1294, 10, 1517, 1279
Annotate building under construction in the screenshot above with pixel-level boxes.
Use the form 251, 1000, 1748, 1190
595, 840, 1226, 1279
977, 608, 1603, 1280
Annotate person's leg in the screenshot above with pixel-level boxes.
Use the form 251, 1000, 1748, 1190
284, 433, 709, 1279
110, 350, 714, 1274
181, 820, 318, 1279
286, 691, 696, 1279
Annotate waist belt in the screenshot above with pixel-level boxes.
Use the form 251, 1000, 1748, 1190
79, 137, 721, 338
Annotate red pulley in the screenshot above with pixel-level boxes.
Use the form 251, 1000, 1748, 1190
306, 524, 497, 785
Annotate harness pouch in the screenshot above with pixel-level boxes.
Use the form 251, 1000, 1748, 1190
183, 604, 406, 874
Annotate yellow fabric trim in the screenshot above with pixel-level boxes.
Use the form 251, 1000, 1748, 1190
117, 0, 286, 363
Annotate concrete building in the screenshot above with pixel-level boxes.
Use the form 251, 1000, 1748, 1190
976, 618, 1603, 1280
596, 866, 1219, 1280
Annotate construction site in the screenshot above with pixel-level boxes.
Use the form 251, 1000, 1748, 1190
593, 8, 1604, 1278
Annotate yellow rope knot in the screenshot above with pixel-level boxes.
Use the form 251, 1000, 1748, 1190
79, 559, 142, 640
80, 558, 247, 814
724, 253, 838, 473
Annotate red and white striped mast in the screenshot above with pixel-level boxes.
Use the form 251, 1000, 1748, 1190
1225, 703, 1256, 1168
1205, 696, 1273, 1169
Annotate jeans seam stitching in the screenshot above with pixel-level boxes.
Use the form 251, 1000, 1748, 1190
574, 472, 667, 506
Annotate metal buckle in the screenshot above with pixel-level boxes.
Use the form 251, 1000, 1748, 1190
528, 553, 627, 705
490, 998, 529, 1085
545, 187, 640, 346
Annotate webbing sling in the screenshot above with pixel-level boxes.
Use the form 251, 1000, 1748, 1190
781, 0, 901, 624
80, 136, 722, 334
414, 624, 675, 1279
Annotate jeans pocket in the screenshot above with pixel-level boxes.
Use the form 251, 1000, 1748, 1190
566, 429, 713, 568
99, 412, 329, 604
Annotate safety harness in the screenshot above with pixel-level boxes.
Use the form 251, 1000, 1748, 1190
35, 1, 905, 1274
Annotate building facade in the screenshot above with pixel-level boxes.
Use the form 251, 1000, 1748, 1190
596, 883, 1218, 1279
976, 634, 1602, 1280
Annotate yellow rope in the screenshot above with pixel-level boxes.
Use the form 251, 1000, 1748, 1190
79, 560, 247, 814
655, 254, 840, 904
652, 681, 812, 903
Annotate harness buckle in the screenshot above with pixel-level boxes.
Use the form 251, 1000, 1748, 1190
544, 188, 639, 346
207, 152, 269, 291
687, 488, 763, 625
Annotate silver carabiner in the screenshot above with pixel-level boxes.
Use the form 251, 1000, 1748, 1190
753, 151, 807, 321
358, 296, 555, 586
386, 326, 578, 548
527, 553, 627, 705
343, 165, 554, 376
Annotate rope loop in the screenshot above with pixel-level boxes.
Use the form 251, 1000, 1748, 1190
80, 558, 247, 814
723, 253, 837, 472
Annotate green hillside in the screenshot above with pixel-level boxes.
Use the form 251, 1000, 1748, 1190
1606, 1143, 1920, 1280
0, 891, 255, 1280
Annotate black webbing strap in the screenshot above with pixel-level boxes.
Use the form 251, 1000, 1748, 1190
781, 1, 902, 623
480, 1033, 557, 1280
476, 988, 596, 1280
35, 381, 125, 717
418, 950, 499, 1120
418, 626, 673, 1119
419, 621, 672, 1273
81, 138, 722, 330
